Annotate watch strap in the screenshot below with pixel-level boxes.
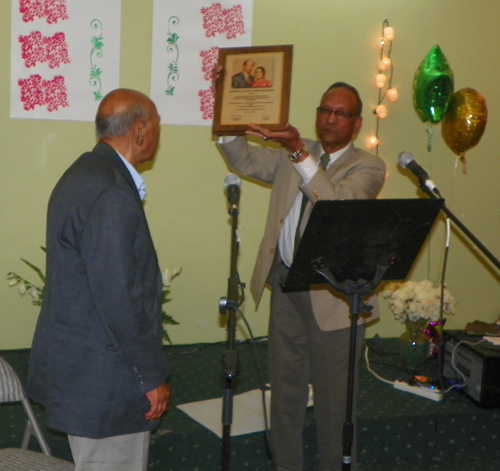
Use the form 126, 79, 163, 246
289, 148, 307, 162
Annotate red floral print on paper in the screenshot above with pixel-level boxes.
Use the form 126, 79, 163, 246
18, 31, 45, 68
19, 31, 71, 69
18, 74, 69, 111
200, 3, 245, 40
43, 75, 69, 111
198, 87, 215, 121
200, 3, 225, 38
45, 32, 70, 68
17, 74, 44, 110
200, 46, 220, 81
222, 5, 244, 40
19, 0, 69, 25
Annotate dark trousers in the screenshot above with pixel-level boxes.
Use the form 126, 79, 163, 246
269, 262, 365, 471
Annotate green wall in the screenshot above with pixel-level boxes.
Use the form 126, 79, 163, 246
2, 0, 500, 349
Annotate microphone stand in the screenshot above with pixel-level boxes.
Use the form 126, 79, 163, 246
218, 202, 242, 471
417, 180, 500, 273
415, 177, 500, 386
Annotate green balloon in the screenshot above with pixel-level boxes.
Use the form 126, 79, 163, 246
412, 45, 454, 124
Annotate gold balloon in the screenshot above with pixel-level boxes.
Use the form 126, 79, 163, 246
441, 88, 488, 173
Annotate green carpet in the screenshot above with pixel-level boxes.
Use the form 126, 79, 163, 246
1, 338, 499, 470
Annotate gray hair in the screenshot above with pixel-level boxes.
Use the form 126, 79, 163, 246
95, 102, 149, 139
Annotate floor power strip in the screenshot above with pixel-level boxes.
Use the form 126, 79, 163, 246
393, 380, 443, 401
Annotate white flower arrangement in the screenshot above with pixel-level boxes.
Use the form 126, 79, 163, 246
8, 248, 182, 345
7, 247, 46, 307
381, 279, 456, 323
162, 267, 182, 287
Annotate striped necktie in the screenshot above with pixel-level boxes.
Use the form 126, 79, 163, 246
294, 153, 330, 255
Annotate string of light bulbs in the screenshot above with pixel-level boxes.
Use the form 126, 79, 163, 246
365, 19, 399, 153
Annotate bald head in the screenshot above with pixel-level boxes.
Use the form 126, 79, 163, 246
95, 88, 161, 167
96, 89, 155, 139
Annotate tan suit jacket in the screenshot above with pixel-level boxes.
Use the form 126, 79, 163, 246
218, 136, 386, 331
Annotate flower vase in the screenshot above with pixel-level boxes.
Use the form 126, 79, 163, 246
399, 318, 431, 370
426, 319, 447, 356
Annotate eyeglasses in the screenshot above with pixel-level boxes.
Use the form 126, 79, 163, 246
316, 107, 359, 119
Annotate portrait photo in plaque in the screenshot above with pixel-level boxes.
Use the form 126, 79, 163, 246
213, 45, 293, 135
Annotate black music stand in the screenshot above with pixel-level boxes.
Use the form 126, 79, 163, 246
282, 198, 444, 470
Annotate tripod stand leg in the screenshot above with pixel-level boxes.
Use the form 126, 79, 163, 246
341, 309, 358, 470
221, 380, 233, 471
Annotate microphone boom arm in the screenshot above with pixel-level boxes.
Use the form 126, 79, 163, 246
420, 184, 500, 273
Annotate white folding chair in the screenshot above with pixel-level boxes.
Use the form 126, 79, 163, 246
0, 356, 74, 470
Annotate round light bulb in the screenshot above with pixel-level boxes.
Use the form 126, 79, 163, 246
379, 57, 392, 71
366, 135, 379, 150
376, 104, 388, 119
376, 74, 387, 89
383, 26, 395, 41
387, 88, 399, 102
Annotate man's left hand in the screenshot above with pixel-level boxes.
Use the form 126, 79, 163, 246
145, 383, 171, 421
246, 123, 305, 153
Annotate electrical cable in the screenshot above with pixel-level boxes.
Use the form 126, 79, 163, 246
232, 303, 277, 471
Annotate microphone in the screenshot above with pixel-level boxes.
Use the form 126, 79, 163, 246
398, 151, 441, 196
224, 173, 241, 207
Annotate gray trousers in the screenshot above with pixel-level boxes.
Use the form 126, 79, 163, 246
269, 262, 365, 471
68, 431, 150, 471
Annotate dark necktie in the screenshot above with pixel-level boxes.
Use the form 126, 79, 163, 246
294, 153, 330, 255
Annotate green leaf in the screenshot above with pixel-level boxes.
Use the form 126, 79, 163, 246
21, 258, 45, 284
161, 290, 172, 304
91, 36, 104, 49
90, 67, 102, 78
165, 87, 175, 96
167, 64, 179, 74
162, 330, 173, 345
162, 312, 180, 326
167, 33, 179, 45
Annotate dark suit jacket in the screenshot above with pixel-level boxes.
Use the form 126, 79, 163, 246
218, 137, 387, 331
27, 141, 170, 439
232, 72, 253, 88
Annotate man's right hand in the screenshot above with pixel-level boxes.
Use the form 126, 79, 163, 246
211, 64, 223, 89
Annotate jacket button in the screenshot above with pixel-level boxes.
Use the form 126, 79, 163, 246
270, 248, 275, 254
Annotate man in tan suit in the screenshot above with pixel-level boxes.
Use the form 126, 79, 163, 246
216, 82, 386, 471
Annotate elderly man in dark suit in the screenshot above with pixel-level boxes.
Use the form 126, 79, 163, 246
27, 88, 171, 471
216, 82, 386, 471
231, 58, 255, 88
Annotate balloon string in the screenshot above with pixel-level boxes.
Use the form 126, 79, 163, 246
426, 123, 433, 152
460, 154, 467, 174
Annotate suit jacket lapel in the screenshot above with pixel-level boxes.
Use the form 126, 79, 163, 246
325, 142, 356, 177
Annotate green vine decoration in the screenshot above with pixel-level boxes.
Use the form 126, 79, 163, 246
89, 19, 104, 101
165, 16, 180, 96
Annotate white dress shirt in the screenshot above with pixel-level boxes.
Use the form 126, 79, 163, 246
279, 143, 350, 267
118, 153, 146, 201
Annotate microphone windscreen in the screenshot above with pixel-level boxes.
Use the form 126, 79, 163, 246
398, 152, 414, 168
224, 173, 241, 189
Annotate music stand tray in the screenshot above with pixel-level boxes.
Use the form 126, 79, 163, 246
283, 198, 444, 291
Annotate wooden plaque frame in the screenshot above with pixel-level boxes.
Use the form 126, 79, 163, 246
212, 45, 293, 135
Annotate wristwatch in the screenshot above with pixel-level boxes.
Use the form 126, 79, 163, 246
289, 148, 307, 163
